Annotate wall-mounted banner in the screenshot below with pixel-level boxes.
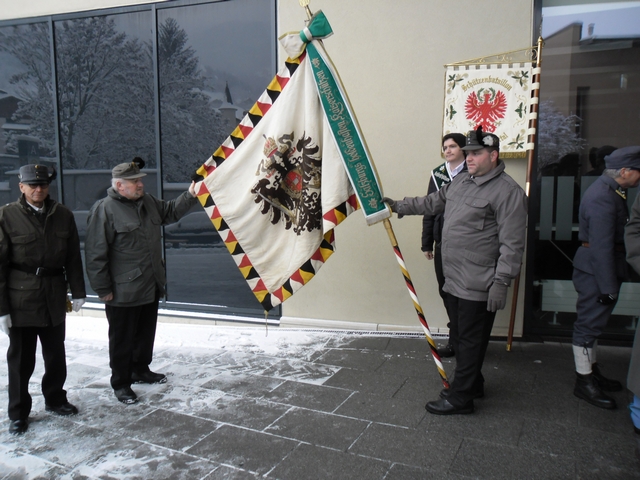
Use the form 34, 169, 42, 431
443, 63, 539, 158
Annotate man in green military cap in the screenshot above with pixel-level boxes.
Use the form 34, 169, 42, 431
85, 158, 197, 405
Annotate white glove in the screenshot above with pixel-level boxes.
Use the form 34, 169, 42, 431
72, 299, 86, 312
0, 314, 11, 336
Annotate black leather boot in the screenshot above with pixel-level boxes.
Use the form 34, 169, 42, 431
591, 363, 623, 392
574, 373, 617, 409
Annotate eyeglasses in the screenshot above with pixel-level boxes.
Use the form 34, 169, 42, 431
22, 183, 49, 190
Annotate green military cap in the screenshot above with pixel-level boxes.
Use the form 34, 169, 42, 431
112, 157, 147, 179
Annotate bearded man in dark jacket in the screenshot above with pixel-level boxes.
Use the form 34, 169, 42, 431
0, 164, 86, 435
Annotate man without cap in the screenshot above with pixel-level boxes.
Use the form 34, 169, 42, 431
384, 127, 527, 415
572, 146, 640, 409
421, 133, 467, 359
0, 164, 86, 434
85, 158, 197, 404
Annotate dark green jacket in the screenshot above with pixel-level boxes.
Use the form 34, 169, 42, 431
84, 188, 197, 306
0, 195, 86, 327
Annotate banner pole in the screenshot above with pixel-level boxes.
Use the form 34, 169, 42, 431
506, 36, 543, 351
384, 219, 450, 388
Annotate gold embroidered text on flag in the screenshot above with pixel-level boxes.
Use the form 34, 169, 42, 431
193, 15, 359, 311
443, 58, 540, 159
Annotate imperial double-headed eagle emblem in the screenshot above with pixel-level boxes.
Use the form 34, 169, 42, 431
251, 132, 322, 234
465, 87, 507, 133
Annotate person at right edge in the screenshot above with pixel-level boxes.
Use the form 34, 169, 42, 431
384, 127, 527, 415
623, 146, 640, 460
421, 133, 467, 358
571, 146, 640, 410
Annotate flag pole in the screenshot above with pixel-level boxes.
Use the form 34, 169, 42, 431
299, 0, 449, 387
384, 219, 450, 388
506, 35, 543, 351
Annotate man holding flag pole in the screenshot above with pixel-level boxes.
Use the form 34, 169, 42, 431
384, 127, 527, 415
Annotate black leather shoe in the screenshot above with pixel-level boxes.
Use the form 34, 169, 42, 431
574, 373, 616, 409
436, 343, 455, 358
425, 398, 474, 415
591, 363, 623, 392
114, 386, 139, 404
9, 419, 28, 435
439, 387, 484, 400
45, 402, 79, 416
132, 371, 167, 384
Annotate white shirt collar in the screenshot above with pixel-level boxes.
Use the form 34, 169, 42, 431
446, 160, 466, 178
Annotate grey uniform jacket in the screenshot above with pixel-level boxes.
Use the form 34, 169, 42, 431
624, 193, 640, 396
85, 188, 197, 307
574, 175, 629, 294
0, 195, 86, 327
395, 161, 527, 302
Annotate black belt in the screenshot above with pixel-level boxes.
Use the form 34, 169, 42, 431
11, 264, 65, 277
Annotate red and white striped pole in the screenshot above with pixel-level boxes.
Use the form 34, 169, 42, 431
384, 219, 450, 389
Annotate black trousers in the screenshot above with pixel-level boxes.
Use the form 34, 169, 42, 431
445, 294, 496, 408
105, 296, 160, 390
7, 322, 68, 420
434, 243, 456, 343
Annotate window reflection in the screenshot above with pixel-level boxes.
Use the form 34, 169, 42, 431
528, 1, 640, 340
0, 23, 58, 201
158, 0, 275, 314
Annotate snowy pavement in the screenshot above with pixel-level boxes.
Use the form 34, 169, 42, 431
0, 317, 638, 479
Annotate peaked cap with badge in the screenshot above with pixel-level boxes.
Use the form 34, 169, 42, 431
462, 126, 500, 152
18, 164, 57, 185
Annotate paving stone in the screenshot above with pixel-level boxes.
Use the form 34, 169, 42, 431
129, 408, 219, 451
375, 354, 439, 378
186, 424, 298, 474
265, 407, 369, 450
335, 391, 426, 428
323, 367, 408, 397
187, 395, 290, 430
349, 422, 461, 471
385, 337, 432, 355
449, 438, 576, 479
270, 443, 390, 479
519, 418, 639, 472
314, 348, 389, 370
200, 371, 284, 397
263, 380, 353, 412
69, 440, 219, 479
323, 335, 391, 350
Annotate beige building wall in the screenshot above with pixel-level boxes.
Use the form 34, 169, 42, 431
1, 0, 534, 336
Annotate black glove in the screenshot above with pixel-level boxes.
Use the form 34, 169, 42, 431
487, 282, 508, 312
597, 293, 617, 305
382, 197, 397, 213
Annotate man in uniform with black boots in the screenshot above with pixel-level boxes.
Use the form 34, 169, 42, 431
85, 158, 197, 405
0, 165, 86, 434
572, 146, 640, 409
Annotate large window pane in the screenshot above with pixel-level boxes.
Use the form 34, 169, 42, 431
55, 11, 156, 214
158, 0, 276, 315
0, 22, 58, 203
526, 1, 640, 340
